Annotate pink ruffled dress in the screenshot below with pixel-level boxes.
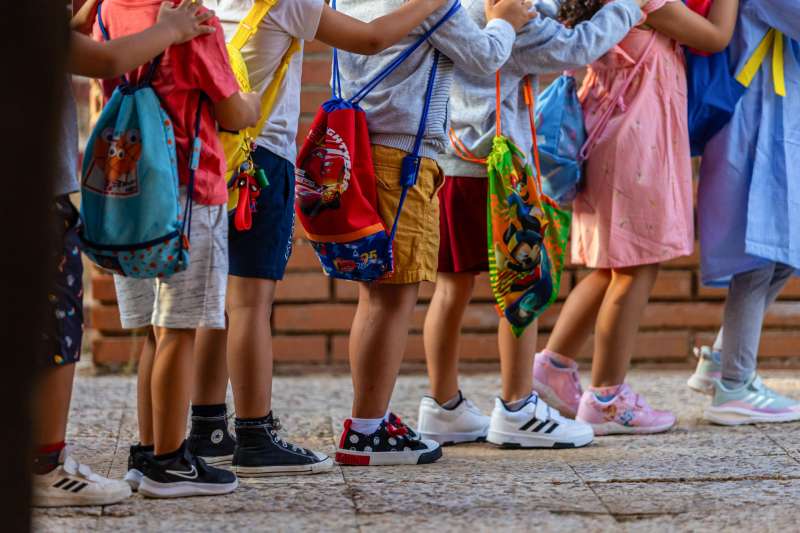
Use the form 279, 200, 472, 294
571, 0, 694, 269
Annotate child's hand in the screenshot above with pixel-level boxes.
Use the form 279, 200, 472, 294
486, 0, 537, 32
157, 0, 217, 44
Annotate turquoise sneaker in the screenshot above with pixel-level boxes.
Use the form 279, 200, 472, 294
687, 346, 722, 395
705, 374, 800, 426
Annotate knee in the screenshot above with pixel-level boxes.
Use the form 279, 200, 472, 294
434, 274, 476, 307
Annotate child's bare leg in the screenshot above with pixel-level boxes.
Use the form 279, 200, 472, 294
151, 327, 195, 454
33, 364, 75, 450
498, 318, 537, 402
226, 275, 275, 418
423, 273, 475, 403
349, 282, 370, 371
592, 264, 659, 387
546, 269, 611, 357
350, 282, 419, 418
136, 329, 156, 446
192, 328, 229, 406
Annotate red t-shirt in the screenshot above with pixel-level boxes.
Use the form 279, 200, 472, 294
94, 0, 239, 206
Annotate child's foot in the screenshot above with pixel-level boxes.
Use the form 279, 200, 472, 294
687, 346, 722, 395
187, 412, 236, 466
33, 452, 131, 507
232, 412, 332, 477
576, 384, 676, 436
417, 393, 490, 445
124, 443, 153, 491
486, 394, 593, 449
533, 351, 583, 418
336, 418, 442, 466
705, 374, 800, 426
139, 442, 238, 498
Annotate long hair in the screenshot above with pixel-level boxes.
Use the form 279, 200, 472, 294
558, 0, 605, 27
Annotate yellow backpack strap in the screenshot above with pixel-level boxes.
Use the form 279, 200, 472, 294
229, 0, 279, 52
247, 38, 302, 138
736, 28, 786, 96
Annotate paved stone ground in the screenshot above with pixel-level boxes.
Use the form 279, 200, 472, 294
33, 368, 800, 532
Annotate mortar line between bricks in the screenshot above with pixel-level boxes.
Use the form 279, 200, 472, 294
564, 462, 617, 523
754, 424, 800, 466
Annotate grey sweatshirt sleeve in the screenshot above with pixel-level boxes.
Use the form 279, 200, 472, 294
510, 0, 643, 75
427, 0, 517, 75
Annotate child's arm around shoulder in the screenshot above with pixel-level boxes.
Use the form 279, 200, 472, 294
511, 0, 646, 74
428, 0, 536, 75
315, 0, 447, 55
69, 0, 215, 78
646, 0, 739, 53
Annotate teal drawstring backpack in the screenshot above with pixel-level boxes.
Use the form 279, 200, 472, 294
80, 3, 203, 278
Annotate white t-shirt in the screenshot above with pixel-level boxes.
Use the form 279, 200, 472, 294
212, 0, 325, 163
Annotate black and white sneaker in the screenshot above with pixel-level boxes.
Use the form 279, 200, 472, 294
187, 413, 236, 466
336, 418, 442, 466
486, 394, 594, 449
124, 443, 152, 491
138, 442, 238, 498
232, 412, 334, 477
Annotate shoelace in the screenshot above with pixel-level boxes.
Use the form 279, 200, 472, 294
268, 416, 307, 454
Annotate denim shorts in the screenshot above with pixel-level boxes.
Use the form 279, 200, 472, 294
228, 146, 296, 280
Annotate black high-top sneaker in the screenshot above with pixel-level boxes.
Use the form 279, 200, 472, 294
138, 442, 238, 499
336, 418, 442, 466
187, 412, 236, 466
124, 443, 153, 491
232, 412, 334, 477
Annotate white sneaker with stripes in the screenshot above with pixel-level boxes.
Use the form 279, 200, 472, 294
486, 394, 594, 449
33, 452, 131, 507
705, 374, 800, 426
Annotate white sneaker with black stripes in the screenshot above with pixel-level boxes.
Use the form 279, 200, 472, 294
487, 394, 594, 449
33, 451, 131, 507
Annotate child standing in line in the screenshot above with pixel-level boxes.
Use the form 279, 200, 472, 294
95, 0, 261, 497
534, 0, 739, 435
418, 0, 645, 448
332, 0, 533, 466
32, 0, 219, 507
687, 0, 800, 425
172, 0, 455, 478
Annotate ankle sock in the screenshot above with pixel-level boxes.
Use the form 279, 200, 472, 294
440, 390, 464, 410
153, 443, 184, 462
235, 413, 271, 430
503, 393, 534, 412
137, 443, 154, 452
191, 403, 227, 419
591, 385, 621, 403
541, 349, 577, 369
350, 417, 383, 435
33, 441, 65, 475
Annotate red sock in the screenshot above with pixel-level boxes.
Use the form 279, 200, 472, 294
33, 441, 65, 475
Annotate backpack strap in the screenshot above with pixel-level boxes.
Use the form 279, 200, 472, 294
330, 1, 462, 103
229, 0, 279, 51
736, 28, 786, 97
578, 31, 658, 161
181, 96, 207, 244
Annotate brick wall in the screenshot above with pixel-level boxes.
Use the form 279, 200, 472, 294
88, 45, 800, 368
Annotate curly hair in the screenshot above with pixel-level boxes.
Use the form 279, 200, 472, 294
557, 0, 606, 28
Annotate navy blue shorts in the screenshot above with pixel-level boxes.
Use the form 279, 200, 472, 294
44, 196, 84, 367
228, 147, 296, 280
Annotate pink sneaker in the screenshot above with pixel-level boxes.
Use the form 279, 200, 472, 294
576, 384, 676, 435
533, 351, 583, 418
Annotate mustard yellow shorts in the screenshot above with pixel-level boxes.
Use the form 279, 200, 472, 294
372, 145, 444, 285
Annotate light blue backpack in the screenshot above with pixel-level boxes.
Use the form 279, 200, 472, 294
534, 73, 587, 206
80, 4, 202, 278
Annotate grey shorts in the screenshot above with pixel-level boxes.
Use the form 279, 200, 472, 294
114, 199, 228, 330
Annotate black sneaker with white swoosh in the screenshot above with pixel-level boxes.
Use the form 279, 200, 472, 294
138, 441, 238, 498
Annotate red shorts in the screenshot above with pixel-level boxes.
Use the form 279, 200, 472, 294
438, 176, 489, 273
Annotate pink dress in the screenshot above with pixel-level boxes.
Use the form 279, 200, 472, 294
572, 0, 694, 269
